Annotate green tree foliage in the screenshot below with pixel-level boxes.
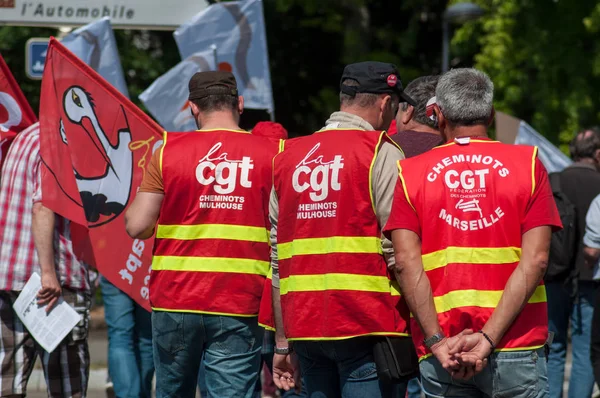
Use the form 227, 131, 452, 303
0, 0, 449, 136
451, 0, 600, 150
0, 26, 56, 113
264, 0, 448, 134
0, 26, 180, 115
1, 0, 598, 142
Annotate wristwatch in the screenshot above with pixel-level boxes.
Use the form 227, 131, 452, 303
274, 345, 292, 355
424, 332, 446, 348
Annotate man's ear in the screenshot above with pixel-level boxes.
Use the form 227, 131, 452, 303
238, 96, 244, 115
434, 104, 446, 130
402, 105, 415, 125
189, 101, 200, 117
487, 107, 496, 127
379, 94, 391, 114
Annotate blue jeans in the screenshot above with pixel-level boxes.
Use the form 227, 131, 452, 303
294, 337, 407, 398
198, 355, 263, 398
420, 347, 548, 397
100, 276, 154, 398
407, 377, 422, 398
198, 361, 208, 398
153, 311, 263, 398
546, 281, 596, 398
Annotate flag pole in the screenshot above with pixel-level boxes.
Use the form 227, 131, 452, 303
210, 44, 218, 71
257, 0, 275, 122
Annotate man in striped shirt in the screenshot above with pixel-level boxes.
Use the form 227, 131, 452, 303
0, 123, 90, 398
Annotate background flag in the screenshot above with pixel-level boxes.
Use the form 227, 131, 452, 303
139, 50, 215, 131
62, 17, 129, 97
174, 0, 274, 113
39, 38, 163, 309
515, 120, 572, 173
0, 54, 37, 169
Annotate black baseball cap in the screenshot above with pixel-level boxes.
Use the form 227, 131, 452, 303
340, 61, 416, 106
188, 71, 238, 101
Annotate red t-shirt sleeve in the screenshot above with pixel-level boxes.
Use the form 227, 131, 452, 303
383, 171, 421, 237
522, 156, 563, 234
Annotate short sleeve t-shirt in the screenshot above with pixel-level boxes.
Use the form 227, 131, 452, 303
139, 147, 163, 194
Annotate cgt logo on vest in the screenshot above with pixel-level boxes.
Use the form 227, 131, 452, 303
196, 142, 253, 210
427, 153, 511, 231
427, 154, 510, 199
293, 143, 343, 219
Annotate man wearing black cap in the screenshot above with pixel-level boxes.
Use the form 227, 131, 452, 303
126, 71, 281, 398
269, 62, 413, 397
323, 61, 416, 131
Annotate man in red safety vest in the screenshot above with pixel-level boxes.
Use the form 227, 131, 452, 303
385, 68, 562, 398
270, 62, 416, 397
125, 71, 279, 398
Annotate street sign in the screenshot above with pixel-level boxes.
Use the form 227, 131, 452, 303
25, 38, 49, 80
0, 0, 209, 30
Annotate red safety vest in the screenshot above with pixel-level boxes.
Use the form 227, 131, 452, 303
258, 268, 275, 330
150, 129, 280, 316
399, 138, 548, 359
274, 129, 409, 340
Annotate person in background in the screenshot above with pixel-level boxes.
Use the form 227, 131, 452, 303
385, 68, 561, 397
253, 121, 289, 140
0, 123, 91, 397
271, 61, 414, 397
581, 193, 600, 388
126, 71, 278, 398
390, 74, 440, 398
251, 120, 307, 398
546, 128, 600, 398
390, 75, 442, 158
100, 276, 154, 398
254, 123, 309, 398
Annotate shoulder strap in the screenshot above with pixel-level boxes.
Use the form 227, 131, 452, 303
549, 172, 562, 193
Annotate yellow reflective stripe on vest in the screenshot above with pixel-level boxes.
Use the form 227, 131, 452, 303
422, 246, 521, 272
156, 224, 269, 243
426, 285, 546, 315
152, 256, 269, 276
390, 280, 401, 296
280, 273, 391, 295
278, 236, 382, 260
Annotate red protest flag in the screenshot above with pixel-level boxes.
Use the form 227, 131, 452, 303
0, 54, 37, 168
39, 37, 163, 310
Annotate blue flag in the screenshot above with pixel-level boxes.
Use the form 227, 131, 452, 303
174, 0, 273, 112
139, 50, 216, 131
515, 121, 572, 173
62, 17, 129, 98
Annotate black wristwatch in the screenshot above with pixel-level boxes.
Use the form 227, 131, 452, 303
424, 332, 446, 348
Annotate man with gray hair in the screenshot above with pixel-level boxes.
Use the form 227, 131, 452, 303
390, 75, 443, 158
384, 68, 561, 397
